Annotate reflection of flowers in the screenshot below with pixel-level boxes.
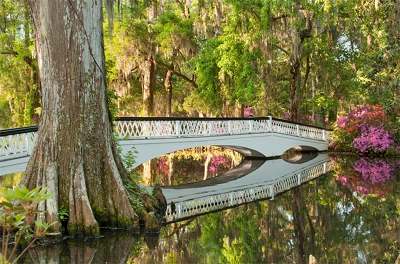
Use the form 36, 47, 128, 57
336, 158, 396, 196
156, 157, 169, 176
353, 159, 393, 184
209, 156, 230, 175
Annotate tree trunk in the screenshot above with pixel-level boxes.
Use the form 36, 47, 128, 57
289, 28, 302, 122
167, 155, 173, 185
289, 1, 312, 122
164, 69, 173, 117
142, 55, 155, 116
24, 0, 139, 235
143, 160, 153, 185
203, 153, 212, 180
292, 189, 306, 264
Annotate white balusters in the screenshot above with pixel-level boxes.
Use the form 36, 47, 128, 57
113, 119, 329, 141
0, 118, 329, 162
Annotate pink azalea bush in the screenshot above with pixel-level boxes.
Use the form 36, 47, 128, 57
352, 126, 394, 154
331, 104, 398, 155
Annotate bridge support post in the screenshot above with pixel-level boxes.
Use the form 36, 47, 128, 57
269, 185, 274, 200
24, 134, 31, 154
268, 116, 272, 131
322, 130, 326, 140
296, 125, 300, 136
297, 173, 301, 185
175, 121, 181, 137
248, 120, 253, 133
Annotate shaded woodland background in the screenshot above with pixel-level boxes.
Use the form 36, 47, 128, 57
0, 0, 399, 127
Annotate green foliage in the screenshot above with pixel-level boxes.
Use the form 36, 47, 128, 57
58, 207, 69, 223
0, 186, 52, 263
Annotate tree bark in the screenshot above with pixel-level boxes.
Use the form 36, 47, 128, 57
292, 189, 306, 264
167, 155, 173, 185
289, 1, 312, 122
24, 0, 139, 235
143, 160, 152, 185
203, 153, 212, 180
164, 69, 173, 117
141, 54, 155, 116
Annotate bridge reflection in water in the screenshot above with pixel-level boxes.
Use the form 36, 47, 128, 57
162, 153, 331, 223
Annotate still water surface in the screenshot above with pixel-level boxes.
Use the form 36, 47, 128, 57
1, 150, 399, 263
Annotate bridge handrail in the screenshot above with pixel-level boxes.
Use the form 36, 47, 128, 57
117, 116, 331, 131
0, 116, 329, 161
115, 117, 330, 141
0, 116, 331, 137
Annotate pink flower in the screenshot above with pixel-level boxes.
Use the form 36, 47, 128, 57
208, 155, 229, 174
337, 175, 349, 185
352, 126, 394, 153
337, 116, 348, 128
244, 107, 254, 118
353, 159, 393, 184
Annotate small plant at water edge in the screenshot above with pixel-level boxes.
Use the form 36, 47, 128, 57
0, 186, 53, 263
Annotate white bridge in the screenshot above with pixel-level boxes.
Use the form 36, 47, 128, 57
0, 117, 329, 176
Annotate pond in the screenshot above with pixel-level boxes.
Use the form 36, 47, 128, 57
2, 148, 399, 263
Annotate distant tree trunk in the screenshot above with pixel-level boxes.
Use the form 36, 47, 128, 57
292, 189, 306, 264
203, 153, 212, 180
142, 0, 158, 116
289, 1, 312, 122
164, 69, 173, 116
289, 23, 302, 122
167, 155, 173, 185
24, 0, 140, 235
143, 160, 153, 185
184, 0, 191, 18
142, 54, 155, 116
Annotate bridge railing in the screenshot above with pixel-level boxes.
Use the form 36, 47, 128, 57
0, 128, 37, 161
0, 117, 329, 162
115, 117, 329, 141
164, 160, 332, 223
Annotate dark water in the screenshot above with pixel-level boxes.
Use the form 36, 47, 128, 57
10, 152, 400, 263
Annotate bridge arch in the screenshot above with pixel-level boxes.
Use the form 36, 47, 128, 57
118, 133, 327, 169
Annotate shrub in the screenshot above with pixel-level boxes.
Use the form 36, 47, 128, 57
331, 104, 398, 155
0, 187, 53, 263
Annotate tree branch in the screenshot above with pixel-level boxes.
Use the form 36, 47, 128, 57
158, 60, 197, 88
0, 50, 18, 56
272, 44, 290, 56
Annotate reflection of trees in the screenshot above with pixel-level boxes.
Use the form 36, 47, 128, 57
22, 158, 400, 263
23, 232, 140, 263
137, 146, 243, 186
129, 157, 400, 263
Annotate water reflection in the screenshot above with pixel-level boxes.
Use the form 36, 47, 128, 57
335, 157, 400, 196
22, 231, 141, 263
11, 155, 400, 263
136, 147, 243, 185
162, 153, 330, 222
